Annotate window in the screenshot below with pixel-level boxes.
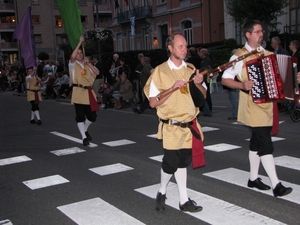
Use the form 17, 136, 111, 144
182, 20, 193, 45
81, 15, 87, 24
143, 28, 150, 50
33, 34, 42, 43
32, 15, 40, 24
1, 16, 15, 23
130, 36, 135, 50
78, 0, 86, 5
56, 34, 63, 45
55, 16, 63, 27
31, 0, 39, 5
157, 0, 166, 5
54, 0, 58, 8
117, 33, 122, 51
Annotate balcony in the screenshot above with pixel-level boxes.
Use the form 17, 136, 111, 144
0, 3, 15, 11
117, 5, 152, 23
0, 42, 18, 51
0, 22, 16, 30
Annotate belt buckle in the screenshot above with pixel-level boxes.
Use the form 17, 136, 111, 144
170, 120, 177, 125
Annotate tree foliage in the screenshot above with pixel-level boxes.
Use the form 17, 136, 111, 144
225, 0, 289, 28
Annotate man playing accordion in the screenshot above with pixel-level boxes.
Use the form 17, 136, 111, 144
222, 20, 292, 197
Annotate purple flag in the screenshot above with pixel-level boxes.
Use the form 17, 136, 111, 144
13, 6, 36, 68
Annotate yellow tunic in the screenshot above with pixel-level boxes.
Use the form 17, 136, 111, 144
236, 48, 273, 127
26, 75, 42, 102
70, 62, 97, 105
144, 62, 204, 150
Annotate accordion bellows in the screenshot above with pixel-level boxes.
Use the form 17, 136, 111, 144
246, 54, 287, 103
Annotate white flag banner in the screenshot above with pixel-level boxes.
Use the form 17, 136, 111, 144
130, 17, 135, 36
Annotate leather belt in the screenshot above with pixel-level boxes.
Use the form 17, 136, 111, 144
160, 119, 193, 128
73, 83, 90, 89
160, 119, 200, 139
28, 89, 40, 93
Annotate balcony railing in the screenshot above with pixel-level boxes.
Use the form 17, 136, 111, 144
117, 5, 152, 23
0, 42, 18, 50
0, 3, 15, 10
0, 23, 16, 29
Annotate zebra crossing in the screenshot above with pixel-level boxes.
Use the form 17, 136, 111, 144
0, 125, 299, 225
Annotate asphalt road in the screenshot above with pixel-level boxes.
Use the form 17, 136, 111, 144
0, 85, 300, 225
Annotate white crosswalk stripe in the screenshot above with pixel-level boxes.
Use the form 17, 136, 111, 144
50, 131, 98, 147
203, 168, 300, 204
274, 155, 300, 171
57, 197, 145, 225
135, 182, 286, 225
89, 163, 134, 176
0, 155, 31, 166
23, 174, 70, 190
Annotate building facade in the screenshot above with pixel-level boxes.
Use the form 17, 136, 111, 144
110, 0, 225, 51
1, 0, 300, 66
0, 0, 112, 66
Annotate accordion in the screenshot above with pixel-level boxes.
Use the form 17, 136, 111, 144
246, 54, 297, 104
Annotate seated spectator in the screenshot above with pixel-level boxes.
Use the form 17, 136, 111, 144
5, 70, 19, 92
16, 72, 27, 93
112, 72, 133, 109
97, 82, 112, 108
116, 58, 132, 82
53, 72, 70, 98
102, 75, 121, 108
41, 72, 55, 99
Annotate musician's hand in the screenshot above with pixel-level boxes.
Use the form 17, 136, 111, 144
193, 69, 204, 84
83, 57, 90, 64
297, 72, 300, 84
243, 80, 254, 90
172, 80, 187, 90
79, 36, 85, 43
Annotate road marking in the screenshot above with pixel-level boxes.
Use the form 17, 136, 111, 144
102, 139, 135, 147
135, 182, 285, 225
201, 126, 220, 132
149, 155, 163, 162
57, 197, 145, 225
205, 143, 241, 152
147, 134, 156, 138
89, 163, 133, 176
50, 131, 98, 147
274, 155, 300, 171
0, 219, 13, 225
203, 168, 300, 204
50, 147, 86, 156
23, 174, 69, 190
245, 137, 285, 142
0, 155, 31, 166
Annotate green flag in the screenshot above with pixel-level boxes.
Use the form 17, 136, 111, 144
56, 0, 82, 49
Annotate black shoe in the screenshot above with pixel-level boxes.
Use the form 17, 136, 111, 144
273, 182, 293, 197
30, 119, 36, 124
83, 138, 90, 146
155, 192, 166, 212
179, 198, 203, 212
247, 178, 271, 190
132, 107, 141, 114
85, 131, 92, 141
